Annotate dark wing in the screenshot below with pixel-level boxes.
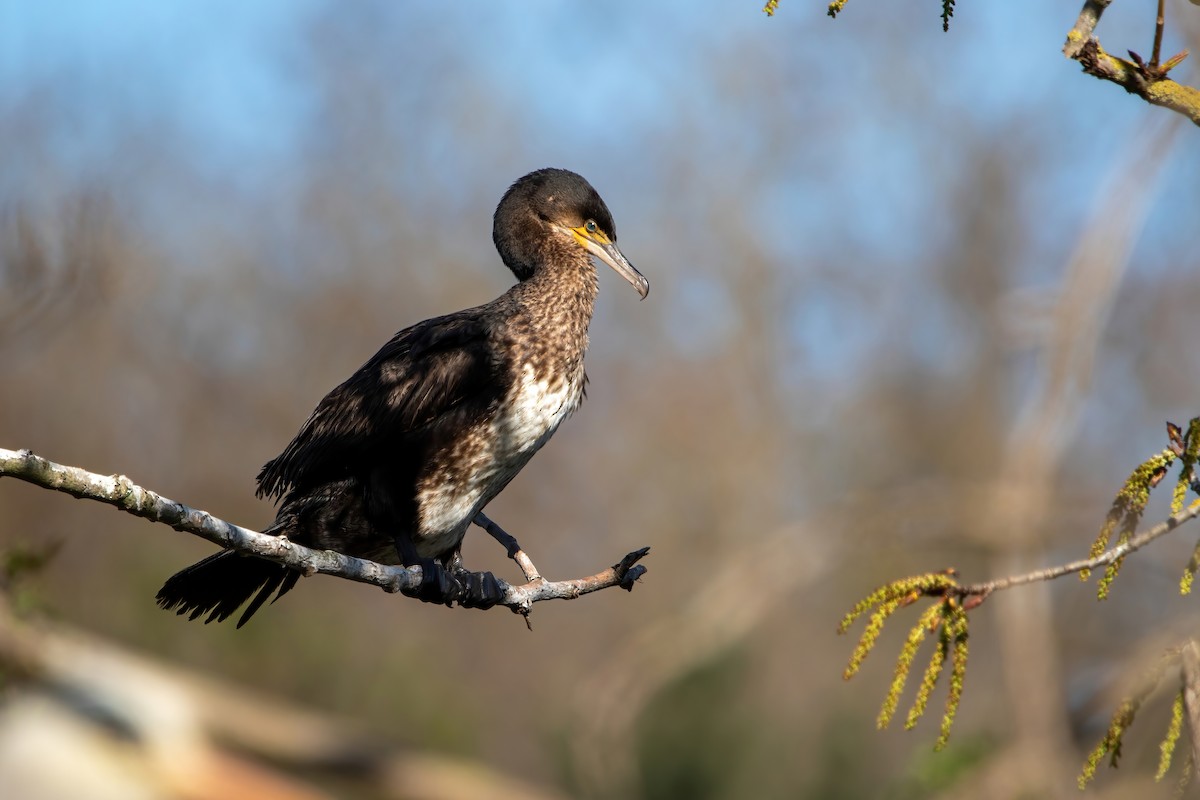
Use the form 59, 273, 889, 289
256, 310, 499, 501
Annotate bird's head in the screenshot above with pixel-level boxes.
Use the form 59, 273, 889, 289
493, 168, 649, 299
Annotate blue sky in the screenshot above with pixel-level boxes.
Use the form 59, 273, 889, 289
2, 0, 1197, 429
4, 0, 1167, 198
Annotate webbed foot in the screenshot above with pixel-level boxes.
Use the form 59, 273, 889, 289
403, 558, 459, 606
452, 569, 503, 609
402, 557, 502, 609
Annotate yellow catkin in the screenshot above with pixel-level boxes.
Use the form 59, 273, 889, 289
839, 573, 958, 634
935, 606, 969, 751
844, 597, 902, 680
1173, 478, 1189, 515
1098, 517, 1137, 600
1079, 738, 1108, 787
1091, 451, 1177, 588
839, 585, 903, 634
1080, 694, 1146, 787
1186, 419, 1200, 462
826, 0, 849, 19
1157, 689, 1185, 781
1181, 540, 1200, 596
906, 608, 951, 729
878, 603, 942, 729
1082, 514, 1119, 582
1174, 419, 1200, 514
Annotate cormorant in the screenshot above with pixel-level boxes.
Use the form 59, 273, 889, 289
156, 168, 648, 626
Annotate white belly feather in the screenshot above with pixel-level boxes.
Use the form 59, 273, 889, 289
415, 363, 581, 555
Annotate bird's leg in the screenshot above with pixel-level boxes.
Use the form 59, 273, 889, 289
391, 532, 459, 607
473, 511, 542, 582
442, 548, 502, 610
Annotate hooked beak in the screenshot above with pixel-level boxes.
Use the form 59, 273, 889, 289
580, 237, 650, 300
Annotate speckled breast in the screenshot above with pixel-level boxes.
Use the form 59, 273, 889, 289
412, 362, 583, 556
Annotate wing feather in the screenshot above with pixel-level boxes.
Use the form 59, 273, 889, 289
256, 311, 498, 501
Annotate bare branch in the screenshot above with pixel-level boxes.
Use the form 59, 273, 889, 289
943, 501, 1200, 601
0, 447, 648, 617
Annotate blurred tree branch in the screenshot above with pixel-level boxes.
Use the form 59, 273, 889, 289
0, 447, 648, 619
1182, 641, 1200, 771
0, 197, 117, 344
0, 592, 569, 800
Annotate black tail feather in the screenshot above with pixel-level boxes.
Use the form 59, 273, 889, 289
155, 551, 300, 628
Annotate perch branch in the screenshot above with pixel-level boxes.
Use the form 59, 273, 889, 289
0, 448, 648, 617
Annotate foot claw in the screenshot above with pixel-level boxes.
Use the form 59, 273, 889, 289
403, 559, 459, 606
457, 570, 502, 609
404, 560, 502, 609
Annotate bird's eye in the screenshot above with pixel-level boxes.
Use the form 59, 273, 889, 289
584, 220, 598, 234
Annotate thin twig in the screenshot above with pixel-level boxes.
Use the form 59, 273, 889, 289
1151, 0, 1165, 69
950, 502, 1200, 600
0, 447, 648, 616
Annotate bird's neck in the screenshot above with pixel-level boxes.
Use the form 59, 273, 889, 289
506, 257, 598, 377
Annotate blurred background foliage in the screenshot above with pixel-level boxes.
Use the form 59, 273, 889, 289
2, 1, 1200, 798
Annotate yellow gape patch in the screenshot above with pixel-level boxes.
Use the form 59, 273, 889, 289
571, 225, 611, 247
